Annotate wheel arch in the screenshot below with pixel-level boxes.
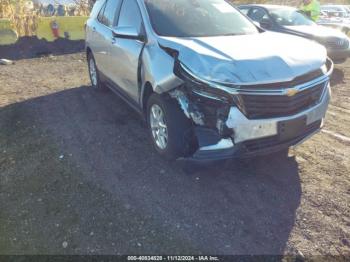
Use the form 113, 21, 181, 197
141, 81, 154, 116
86, 46, 92, 56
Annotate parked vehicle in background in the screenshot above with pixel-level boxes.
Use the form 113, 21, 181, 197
239, 4, 350, 64
317, 5, 350, 35
321, 5, 350, 18
317, 14, 350, 36
86, 0, 333, 162
319, 10, 345, 22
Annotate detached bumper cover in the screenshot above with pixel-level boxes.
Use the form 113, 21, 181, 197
185, 84, 331, 162
191, 123, 321, 161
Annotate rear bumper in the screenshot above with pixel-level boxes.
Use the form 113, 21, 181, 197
184, 83, 331, 162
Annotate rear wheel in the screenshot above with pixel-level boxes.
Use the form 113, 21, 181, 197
87, 52, 107, 91
147, 93, 194, 160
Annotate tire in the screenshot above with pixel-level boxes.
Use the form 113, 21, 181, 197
87, 52, 107, 92
147, 93, 194, 160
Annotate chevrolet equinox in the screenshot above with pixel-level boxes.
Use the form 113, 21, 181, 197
86, 0, 333, 161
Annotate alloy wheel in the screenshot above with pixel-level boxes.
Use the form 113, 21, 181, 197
89, 57, 97, 87
150, 104, 168, 150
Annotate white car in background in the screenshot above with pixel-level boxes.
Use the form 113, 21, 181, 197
319, 5, 350, 35
321, 5, 350, 18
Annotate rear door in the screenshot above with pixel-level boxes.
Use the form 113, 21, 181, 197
87, 1, 107, 72
108, 0, 145, 102
92, 0, 122, 75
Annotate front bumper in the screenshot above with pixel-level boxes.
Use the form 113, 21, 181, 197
185, 84, 331, 162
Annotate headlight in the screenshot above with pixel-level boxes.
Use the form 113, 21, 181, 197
174, 62, 235, 104
190, 82, 233, 103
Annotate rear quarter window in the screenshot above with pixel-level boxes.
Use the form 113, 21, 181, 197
97, 0, 122, 27
90, 0, 106, 18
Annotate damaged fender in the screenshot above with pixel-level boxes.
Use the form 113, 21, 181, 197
140, 43, 212, 129
169, 89, 205, 126
140, 43, 183, 97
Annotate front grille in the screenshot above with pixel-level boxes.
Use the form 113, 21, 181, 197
237, 82, 326, 119
243, 120, 322, 152
325, 38, 349, 49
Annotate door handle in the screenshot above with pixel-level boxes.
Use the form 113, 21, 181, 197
111, 37, 117, 44
92, 27, 96, 32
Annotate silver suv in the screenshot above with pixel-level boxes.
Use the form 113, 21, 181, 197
86, 0, 333, 161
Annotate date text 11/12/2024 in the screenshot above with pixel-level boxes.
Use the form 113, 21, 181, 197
127, 256, 220, 261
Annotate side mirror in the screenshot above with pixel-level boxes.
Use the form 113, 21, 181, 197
112, 26, 144, 41
260, 20, 272, 29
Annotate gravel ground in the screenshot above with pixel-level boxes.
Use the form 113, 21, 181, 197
0, 53, 349, 257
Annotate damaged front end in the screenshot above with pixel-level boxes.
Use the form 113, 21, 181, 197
169, 61, 237, 159
167, 57, 333, 161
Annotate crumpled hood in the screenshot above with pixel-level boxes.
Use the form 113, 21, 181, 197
158, 32, 327, 85
285, 25, 347, 39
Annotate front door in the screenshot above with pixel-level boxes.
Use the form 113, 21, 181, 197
108, 0, 145, 103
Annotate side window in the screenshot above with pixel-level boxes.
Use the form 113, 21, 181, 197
97, 2, 106, 23
117, 0, 142, 33
249, 8, 269, 23
239, 8, 250, 16
98, 0, 122, 27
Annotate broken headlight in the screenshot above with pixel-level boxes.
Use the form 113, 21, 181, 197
174, 61, 234, 104
173, 62, 234, 137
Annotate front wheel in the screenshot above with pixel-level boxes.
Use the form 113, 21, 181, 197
147, 93, 194, 160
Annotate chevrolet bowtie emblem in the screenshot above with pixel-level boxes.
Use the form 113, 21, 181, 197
286, 88, 299, 97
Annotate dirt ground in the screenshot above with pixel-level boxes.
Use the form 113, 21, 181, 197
0, 52, 349, 257
0, 37, 85, 60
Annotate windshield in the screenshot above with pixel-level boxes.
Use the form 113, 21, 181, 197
144, 0, 258, 37
270, 8, 315, 26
